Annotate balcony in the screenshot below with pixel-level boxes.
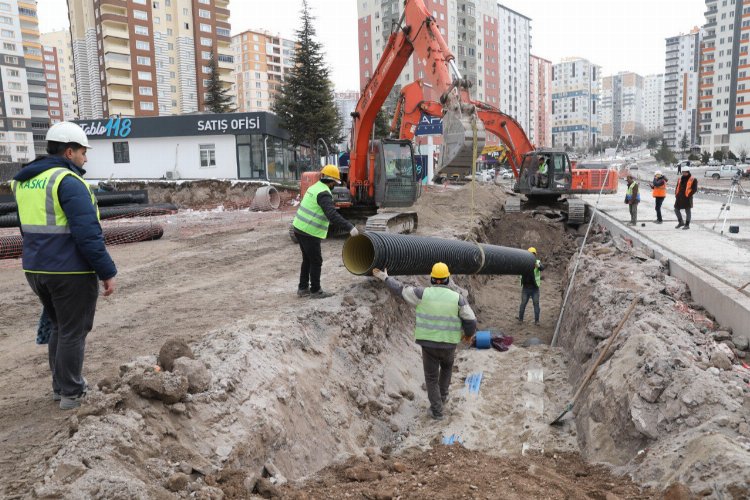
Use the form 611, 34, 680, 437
104, 40, 130, 55
104, 54, 131, 71
100, 0, 128, 8
101, 13, 128, 26
107, 74, 132, 86
102, 24, 129, 40
109, 103, 134, 116
109, 90, 133, 101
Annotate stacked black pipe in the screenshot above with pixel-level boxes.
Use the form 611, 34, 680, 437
342, 232, 535, 276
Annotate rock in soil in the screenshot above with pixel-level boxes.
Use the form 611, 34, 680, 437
158, 338, 194, 371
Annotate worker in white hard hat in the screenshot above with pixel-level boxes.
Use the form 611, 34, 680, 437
648, 170, 668, 224
10, 121, 116, 410
292, 164, 358, 298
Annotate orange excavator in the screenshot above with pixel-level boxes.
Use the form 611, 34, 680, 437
297, 0, 485, 233
391, 80, 618, 224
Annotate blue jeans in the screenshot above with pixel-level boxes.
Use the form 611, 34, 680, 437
519, 287, 540, 322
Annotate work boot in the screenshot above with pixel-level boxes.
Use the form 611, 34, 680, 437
310, 290, 334, 299
431, 411, 444, 421
655, 220, 663, 224
52, 392, 61, 402
682, 224, 690, 230
516, 316, 523, 323
441, 394, 450, 405
297, 288, 310, 297
60, 393, 84, 410
534, 320, 540, 326
675, 222, 684, 229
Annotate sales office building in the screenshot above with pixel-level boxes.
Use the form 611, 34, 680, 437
74, 112, 304, 181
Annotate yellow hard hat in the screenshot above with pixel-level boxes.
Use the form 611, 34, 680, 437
431, 262, 450, 279
528, 247, 537, 254
320, 164, 341, 184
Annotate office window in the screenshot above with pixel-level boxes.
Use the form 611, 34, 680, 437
139, 86, 153, 95
140, 101, 154, 111
136, 40, 150, 50
133, 10, 148, 20
135, 25, 149, 36
113, 142, 130, 163
138, 71, 152, 81
199, 144, 216, 167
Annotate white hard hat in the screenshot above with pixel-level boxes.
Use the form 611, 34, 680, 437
46, 121, 92, 149
655, 170, 662, 176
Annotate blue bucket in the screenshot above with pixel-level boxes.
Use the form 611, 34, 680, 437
475, 330, 491, 349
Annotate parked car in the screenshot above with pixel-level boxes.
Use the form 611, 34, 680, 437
464, 170, 493, 182
704, 165, 742, 179
707, 159, 720, 166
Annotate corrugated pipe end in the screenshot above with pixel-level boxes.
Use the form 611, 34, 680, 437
342, 234, 375, 275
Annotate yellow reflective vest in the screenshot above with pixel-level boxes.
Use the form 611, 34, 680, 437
292, 181, 330, 239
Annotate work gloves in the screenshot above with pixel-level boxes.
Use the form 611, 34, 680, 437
372, 268, 388, 281
350, 227, 359, 237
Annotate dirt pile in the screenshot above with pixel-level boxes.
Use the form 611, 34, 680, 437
556, 227, 750, 497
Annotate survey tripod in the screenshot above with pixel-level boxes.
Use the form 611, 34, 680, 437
712, 170, 750, 235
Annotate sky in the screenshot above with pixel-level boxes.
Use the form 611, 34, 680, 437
40, 0, 706, 91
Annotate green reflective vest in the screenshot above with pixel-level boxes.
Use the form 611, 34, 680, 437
414, 287, 462, 344
292, 181, 330, 239
626, 181, 640, 202
11, 167, 99, 274
538, 161, 548, 175
520, 259, 542, 288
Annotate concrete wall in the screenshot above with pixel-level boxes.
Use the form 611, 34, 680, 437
592, 210, 750, 337
83, 135, 238, 180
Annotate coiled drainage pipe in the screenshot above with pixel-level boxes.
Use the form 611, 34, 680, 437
0, 204, 178, 228
342, 233, 536, 276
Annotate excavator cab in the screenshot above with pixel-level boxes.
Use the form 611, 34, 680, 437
373, 139, 421, 208
515, 149, 573, 197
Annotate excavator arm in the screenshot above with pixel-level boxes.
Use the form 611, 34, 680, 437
350, 0, 483, 198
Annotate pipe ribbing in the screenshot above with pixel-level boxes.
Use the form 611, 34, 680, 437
0, 204, 178, 228
342, 233, 535, 276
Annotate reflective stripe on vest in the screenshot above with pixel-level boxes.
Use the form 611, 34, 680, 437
675, 176, 695, 195
520, 259, 542, 288
626, 181, 640, 202
12, 167, 99, 274
292, 181, 330, 238
652, 177, 667, 198
414, 287, 462, 344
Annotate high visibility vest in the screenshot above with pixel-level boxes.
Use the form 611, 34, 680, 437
538, 162, 548, 175
675, 176, 696, 196
292, 181, 330, 239
11, 167, 100, 274
652, 177, 667, 198
414, 287, 463, 344
520, 259, 542, 288
626, 181, 640, 202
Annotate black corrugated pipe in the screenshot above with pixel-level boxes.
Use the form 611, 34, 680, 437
342, 233, 536, 276
0, 204, 178, 228
0, 201, 16, 216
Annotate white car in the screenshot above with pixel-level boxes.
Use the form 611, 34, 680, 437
465, 170, 493, 182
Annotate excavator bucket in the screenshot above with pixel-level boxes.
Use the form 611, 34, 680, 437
436, 107, 486, 179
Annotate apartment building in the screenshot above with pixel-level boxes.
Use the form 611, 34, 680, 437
698, 0, 750, 153
551, 57, 601, 151
41, 45, 64, 123
356, 0, 530, 123
0, 0, 47, 162
664, 29, 700, 150
69, 0, 233, 119
232, 29, 295, 112
642, 74, 664, 135
529, 54, 552, 147
600, 72, 644, 142
498, 4, 530, 132
334, 90, 361, 145
41, 29, 77, 121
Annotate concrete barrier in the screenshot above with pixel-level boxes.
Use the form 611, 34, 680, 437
592, 210, 750, 337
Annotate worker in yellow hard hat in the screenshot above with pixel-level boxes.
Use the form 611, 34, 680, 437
517, 247, 544, 326
292, 164, 358, 299
371, 262, 477, 421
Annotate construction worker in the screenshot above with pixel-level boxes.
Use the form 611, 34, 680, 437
535, 157, 548, 188
648, 171, 668, 224
674, 168, 698, 230
371, 263, 477, 421
625, 174, 640, 226
11, 121, 117, 410
292, 164, 358, 298
517, 247, 543, 325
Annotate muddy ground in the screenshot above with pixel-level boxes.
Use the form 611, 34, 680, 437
0, 182, 747, 498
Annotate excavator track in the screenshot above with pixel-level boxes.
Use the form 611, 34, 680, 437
365, 212, 419, 234
504, 197, 521, 213
565, 198, 586, 225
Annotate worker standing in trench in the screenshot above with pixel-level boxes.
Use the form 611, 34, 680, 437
11, 122, 117, 410
517, 247, 543, 326
292, 164, 358, 298
371, 263, 477, 420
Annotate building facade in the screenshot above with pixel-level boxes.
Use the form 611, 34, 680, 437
0, 0, 47, 162
498, 4, 530, 132
232, 29, 295, 112
600, 72, 644, 142
334, 90, 360, 147
41, 29, 77, 121
664, 29, 700, 150
642, 74, 664, 135
42, 44, 63, 123
74, 112, 302, 181
551, 57, 601, 151
68, 0, 233, 119
529, 54, 552, 147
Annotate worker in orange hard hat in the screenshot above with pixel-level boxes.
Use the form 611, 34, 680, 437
292, 164, 358, 299
517, 247, 544, 326
371, 262, 477, 421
